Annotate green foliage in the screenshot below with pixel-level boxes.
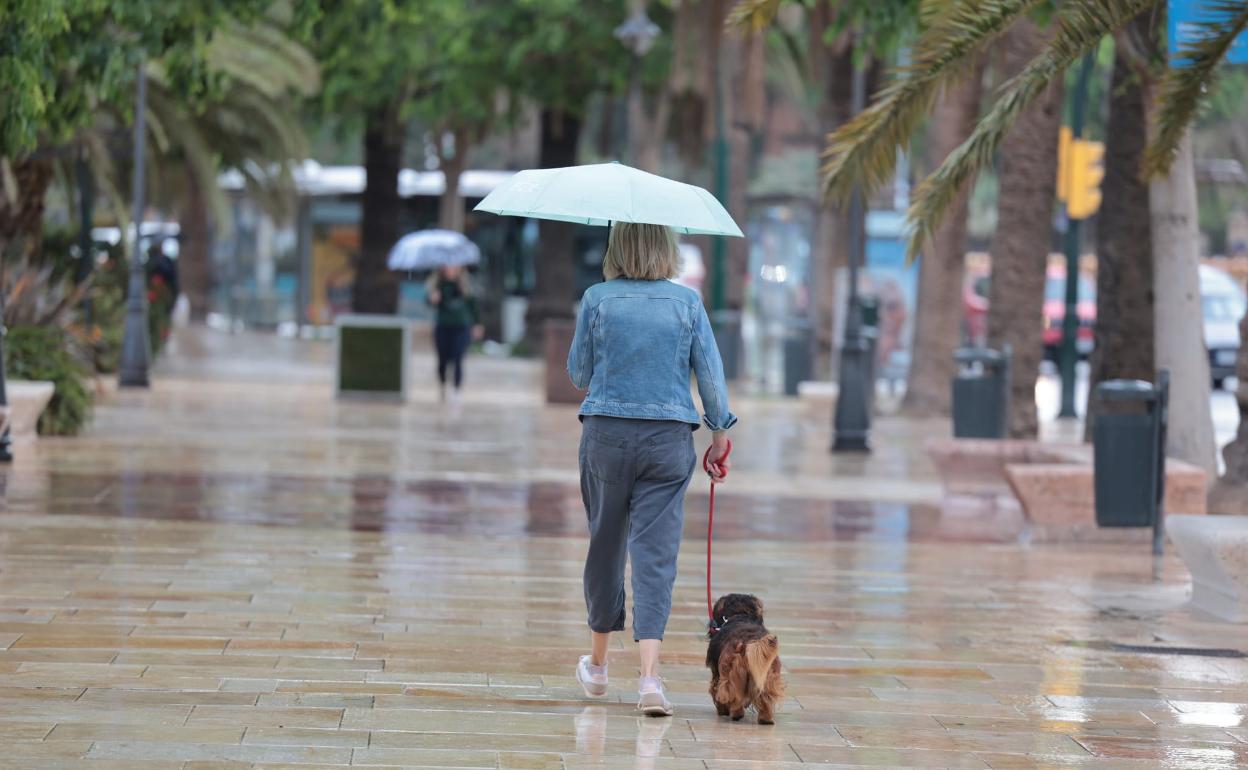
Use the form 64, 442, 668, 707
732, 0, 921, 57
4, 325, 92, 436
493, 0, 632, 116
1, 0, 280, 157
823, 0, 1049, 204
822, 0, 1248, 260
905, 0, 1152, 258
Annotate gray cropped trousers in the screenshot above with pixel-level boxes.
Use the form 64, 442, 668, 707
579, 415, 696, 641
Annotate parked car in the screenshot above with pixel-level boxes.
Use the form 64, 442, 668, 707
962, 259, 1095, 359
1202, 264, 1246, 390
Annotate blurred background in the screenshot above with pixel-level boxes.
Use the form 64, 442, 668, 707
3, 0, 1247, 503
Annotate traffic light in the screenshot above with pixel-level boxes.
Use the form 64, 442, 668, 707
1056, 126, 1104, 220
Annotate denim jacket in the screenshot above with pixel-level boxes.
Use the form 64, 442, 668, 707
567, 278, 738, 432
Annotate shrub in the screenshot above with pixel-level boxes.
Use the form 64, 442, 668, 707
4, 326, 93, 436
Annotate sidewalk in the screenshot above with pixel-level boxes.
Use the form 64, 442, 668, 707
1, 326, 1246, 769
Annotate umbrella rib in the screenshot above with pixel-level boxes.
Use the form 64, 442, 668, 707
691, 189, 729, 237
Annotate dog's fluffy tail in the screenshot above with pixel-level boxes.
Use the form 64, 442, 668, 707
744, 634, 780, 692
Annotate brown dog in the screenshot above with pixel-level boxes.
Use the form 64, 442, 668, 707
705, 593, 784, 723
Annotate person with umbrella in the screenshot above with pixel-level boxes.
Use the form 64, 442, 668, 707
476, 163, 741, 716
388, 230, 483, 403
426, 264, 482, 403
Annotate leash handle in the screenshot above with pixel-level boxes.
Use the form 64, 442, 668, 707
704, 438, 731, 621
701, 438, 732, 482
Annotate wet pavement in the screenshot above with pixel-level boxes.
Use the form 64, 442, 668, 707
1, 327, 1247, 770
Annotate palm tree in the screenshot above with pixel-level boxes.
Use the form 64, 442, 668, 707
71, 8, 319, 319
900, 60, 984, 416
139, 13, 319, 320
984, 17, 1064, 438
822, 0, 1247, 471
1085, 12, 1155, 441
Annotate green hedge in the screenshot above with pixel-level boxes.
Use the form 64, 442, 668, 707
5, 326, 92, 436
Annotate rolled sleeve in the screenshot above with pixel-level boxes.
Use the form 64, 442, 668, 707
567, 298, 595, 390
690, 301, 738, 432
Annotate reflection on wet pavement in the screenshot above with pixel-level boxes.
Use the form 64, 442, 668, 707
0, 328, 1246, 769
4, 469, 948, 540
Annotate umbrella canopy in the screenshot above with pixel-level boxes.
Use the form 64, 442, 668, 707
472, 162, 743, 237
387, 229, 481, 271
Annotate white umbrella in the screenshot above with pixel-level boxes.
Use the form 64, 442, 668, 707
473, 162, 743, 237
387, 230, 481, 271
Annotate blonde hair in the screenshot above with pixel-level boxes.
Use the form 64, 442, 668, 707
602, 222, 680, 281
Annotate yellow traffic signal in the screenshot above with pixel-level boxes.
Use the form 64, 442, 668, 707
1056, 125, 1104, 220
1068, 140, 1103, 219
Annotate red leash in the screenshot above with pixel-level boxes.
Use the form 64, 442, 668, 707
702, 439, 732, 622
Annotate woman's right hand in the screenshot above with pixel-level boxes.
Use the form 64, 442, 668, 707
707, 432, 732, 482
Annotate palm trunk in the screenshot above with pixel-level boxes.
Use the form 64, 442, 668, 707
1210, 309, 1248, 512
808, 21, 854, 379
902, 64, 984, 415
1149, 131, 1217, 476
180, 167, 212, 321
352, 106, 402, 314
523, 109, 582, 351
0, 157, 54, 260
722, 19, 764, 315
437, 129, 469, 233
1085, 47, 1154, 440
986, 20, 1063, 439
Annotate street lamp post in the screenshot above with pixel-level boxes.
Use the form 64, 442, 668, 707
1058, 53, 1096, 418
614, 5, 660, 166
119, 59, 152, 388
832, 38, 871, 453
0, 304, 11, 462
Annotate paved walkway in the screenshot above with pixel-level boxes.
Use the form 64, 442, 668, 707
1, 329, 1246, 769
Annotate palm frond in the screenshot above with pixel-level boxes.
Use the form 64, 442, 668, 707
1146, 1, 1248, 176
903, 0, 1153, 260
209, 20, 321, 99
822, 0, 1045, 203
728, 0, 785, 34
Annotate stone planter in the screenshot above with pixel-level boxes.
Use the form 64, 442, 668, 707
3, 380, 56, 442
926, 438, 1206, 543
543, 319, 583, 405
1168, 514, 1248, 622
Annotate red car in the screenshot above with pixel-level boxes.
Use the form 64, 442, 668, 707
964, 260, 1096, 358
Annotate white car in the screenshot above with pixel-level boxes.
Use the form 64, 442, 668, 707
1203, 264, 1246, 390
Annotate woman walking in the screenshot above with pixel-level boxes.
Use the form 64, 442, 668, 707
426, 264, 481, 403
567, 222, 735, 717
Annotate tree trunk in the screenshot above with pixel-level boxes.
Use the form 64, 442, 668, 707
1085, 48, 1154, 440
1149, 131, 1217, 476
902, 64, 984, 415
180, 166, 213, 321
986, 20, 1063, 439
0, 157, 54, 260
523, 109, 582, 351
807, 16, 854, 379
1210, 308, 1248, 513
352, 106, 402, 314
437, 129, 469, 233
724, 34, 762, 314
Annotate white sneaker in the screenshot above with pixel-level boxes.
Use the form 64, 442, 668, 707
637, 676, 673, 717
576, 655, 608, 697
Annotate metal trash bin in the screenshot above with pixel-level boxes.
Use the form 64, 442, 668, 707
1092, 371, 1170, 553
782, 317, 813, 396
951, 345, 1012, 438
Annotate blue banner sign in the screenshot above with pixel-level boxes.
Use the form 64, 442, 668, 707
1169, 0, 1248, 66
